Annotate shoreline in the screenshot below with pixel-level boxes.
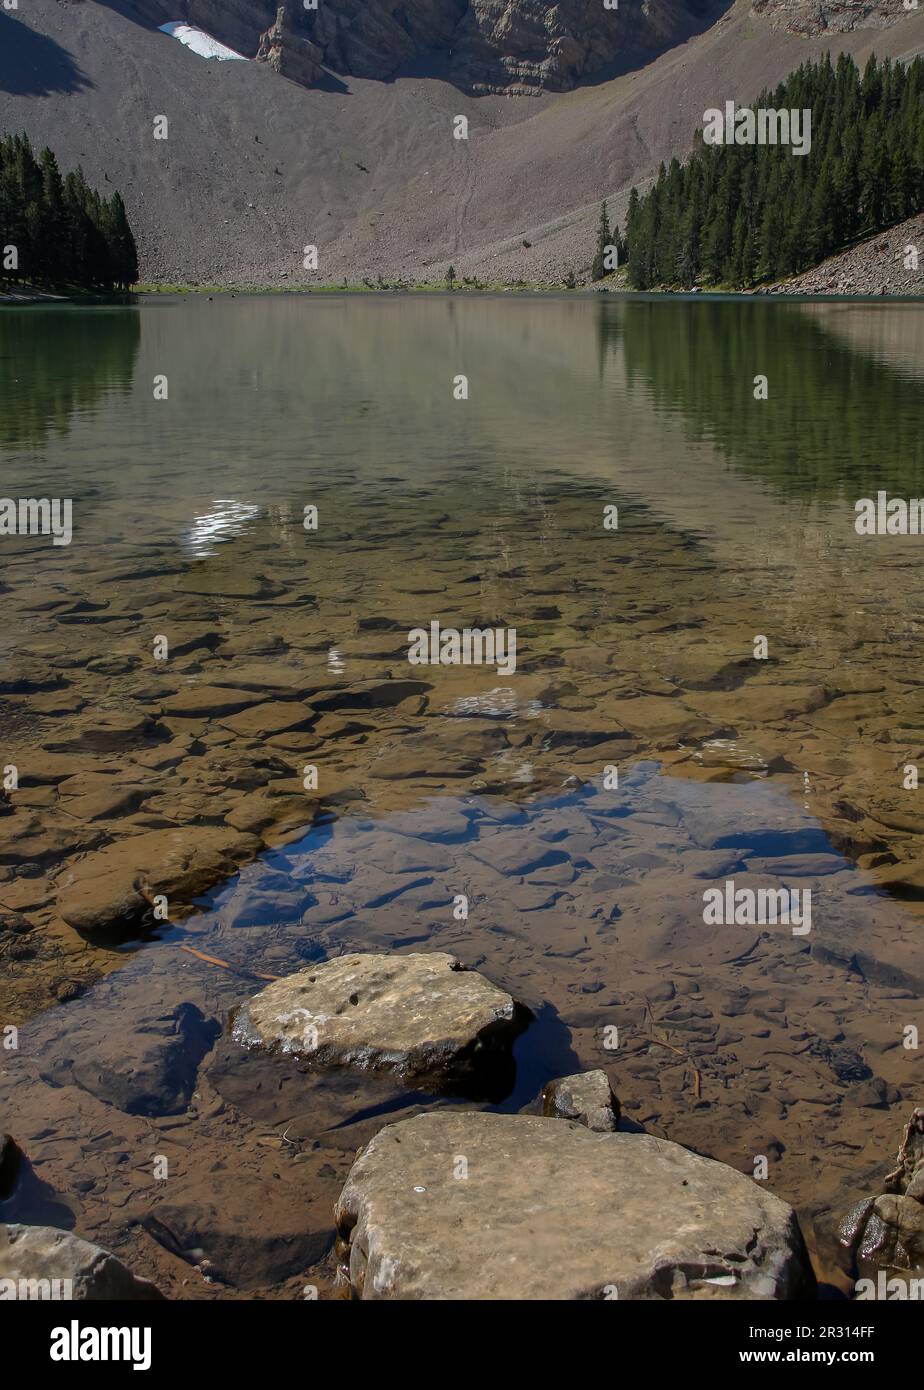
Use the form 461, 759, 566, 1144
3, 282, 924, 304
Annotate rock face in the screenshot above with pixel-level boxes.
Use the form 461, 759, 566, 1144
233, 952, 527, 1091
255, 4, 325, 85
840, 1106, 924, 1276
334, 1111, 815, 1299
751, 0, 909, 38
133, 0, 720, 93
541, 1068, 620, 1131
0, 1225, 164, 1300
299, 0, 716, 93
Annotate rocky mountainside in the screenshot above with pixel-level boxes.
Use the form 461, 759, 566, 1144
768, 212, 924, 295
1, 0, 923, 284
125, 0, 725, 94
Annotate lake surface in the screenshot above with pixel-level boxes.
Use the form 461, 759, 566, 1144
0, 294, 922, 1297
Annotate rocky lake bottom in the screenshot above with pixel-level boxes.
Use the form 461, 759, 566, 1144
0, 294, 922, 1298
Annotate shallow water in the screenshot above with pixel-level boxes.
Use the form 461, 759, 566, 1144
0, 295, 922, 1297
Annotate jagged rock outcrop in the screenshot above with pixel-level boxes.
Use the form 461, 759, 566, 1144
135, 0, 722, 93
751, 0, 912, 37
255, 5, 325, 85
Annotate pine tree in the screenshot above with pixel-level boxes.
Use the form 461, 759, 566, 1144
591, 199, 613, 280
623, 54, 924, 289
0, 131, 138, 290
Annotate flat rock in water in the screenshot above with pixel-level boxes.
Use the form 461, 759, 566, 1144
335, 1112, 814, 1300
0, 1225, 164, 1300
56, 826, 261, 936
233, 952, 527, 1090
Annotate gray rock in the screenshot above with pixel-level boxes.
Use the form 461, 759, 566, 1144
0, 1224, 164, 1300
541, 1069, 620, 1131
335, 1111, 815, 1300
233, 952, 528, 1090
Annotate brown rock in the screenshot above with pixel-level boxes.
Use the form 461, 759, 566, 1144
56, 826, 260, 936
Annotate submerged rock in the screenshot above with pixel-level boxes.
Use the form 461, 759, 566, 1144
233, 952, 528, 1092
143, 1175, 331, 1289
0, 1225, 164, 1300
334, 1111, 815, 1300
41, 988, 221, 1117
541, 1069, 620, 1132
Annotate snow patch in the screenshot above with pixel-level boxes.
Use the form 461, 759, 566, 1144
158, 23, 248, 62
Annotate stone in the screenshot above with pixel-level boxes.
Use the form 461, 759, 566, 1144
541, 1069, 620, 1131
42, 994, 221, 1117
43, 709, 167, 753
224, 790, 317, 837
0, 1225, 164, 1300
56, 826, 261, 936
219, 700, 315, 737
312, 678, 431, 711
840, 1105, 924, 1273
58, 779, 153, 822
334, 1111, 814, 1299
694, 739, 768, 772
233, 952, 528, 1090
160, 685, 258, 718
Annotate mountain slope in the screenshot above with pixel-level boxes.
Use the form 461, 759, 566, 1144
1, 0, 922, 285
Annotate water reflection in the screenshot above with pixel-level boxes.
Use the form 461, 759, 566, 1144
182, 499, 262, 557
0, 307, 140, 449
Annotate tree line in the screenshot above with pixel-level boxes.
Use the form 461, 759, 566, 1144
623, 53, 924, 289
0, 132, 138, 291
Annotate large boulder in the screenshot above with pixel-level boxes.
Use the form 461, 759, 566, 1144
0, 1225, 164, 1300
233, 952, 528, 1094
335, 1111, 815, 1299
